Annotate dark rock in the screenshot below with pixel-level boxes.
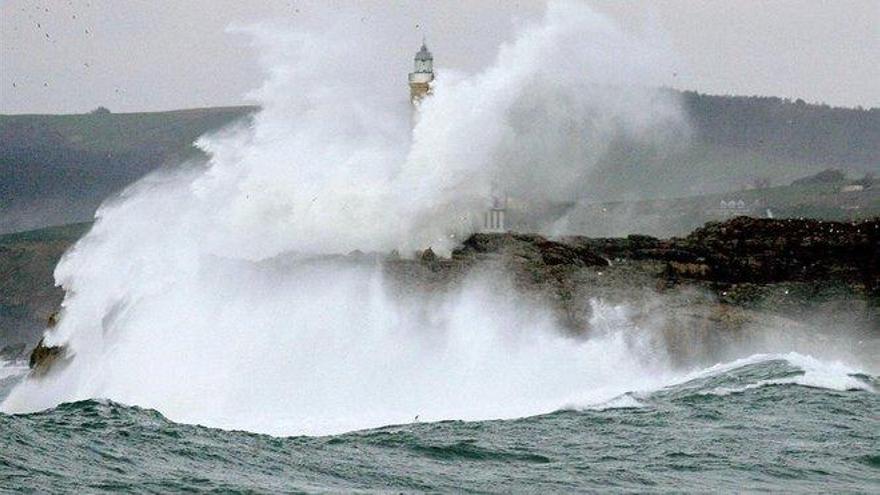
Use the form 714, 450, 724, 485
682, 216, 879, 285
420, 247, 437, 263
47, 310, 59, 328
28, 337, 62, 373
453, 233, 609, 268
26, 310, 65, 373
625, 234, 660, 248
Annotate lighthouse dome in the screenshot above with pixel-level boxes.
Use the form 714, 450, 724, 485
415, 43, 433, 61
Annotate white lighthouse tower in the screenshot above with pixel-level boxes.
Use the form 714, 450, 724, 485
404, 41, 510, 234
408, 40, 434, 105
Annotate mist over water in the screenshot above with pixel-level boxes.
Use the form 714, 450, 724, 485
3, 261, 684, 436
1, 1, 872, 439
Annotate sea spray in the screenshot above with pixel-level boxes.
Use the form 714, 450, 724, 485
4, 260, 687, 436
2, 1, 693, 435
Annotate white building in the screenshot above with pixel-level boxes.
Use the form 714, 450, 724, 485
483, 195, 507, 233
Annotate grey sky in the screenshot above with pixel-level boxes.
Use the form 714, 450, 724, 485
1, 0, 877, 114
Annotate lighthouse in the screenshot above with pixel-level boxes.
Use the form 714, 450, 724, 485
404, 40, 510, 233
408, 41, 434, 105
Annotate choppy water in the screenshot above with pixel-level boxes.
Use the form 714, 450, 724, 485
1, 354, 877, 493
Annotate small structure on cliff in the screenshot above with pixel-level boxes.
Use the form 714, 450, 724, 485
707, 198, 761, 219
483, 195, 507, 233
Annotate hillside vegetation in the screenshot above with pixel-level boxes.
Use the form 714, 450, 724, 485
586, 92, 879, 201
556, 178, 880, 237
684, 92, 878, 167
0, 106, 256, 233
1, 93, 878, 234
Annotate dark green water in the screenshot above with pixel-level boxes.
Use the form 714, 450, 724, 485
1, 357, 878, 493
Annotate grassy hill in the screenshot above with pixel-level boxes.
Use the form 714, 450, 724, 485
585, 92, 880, 201
1, 93, 878, 235
0, 106, 256, 234
683, 92, 879, 167
555, 179, 880, 237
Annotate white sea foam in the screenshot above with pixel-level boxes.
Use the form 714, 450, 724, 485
1, 2, 870, 437
634, 351, 876, 399
2, 277, 681, 436
700, 353, 875, 397
561, 351, 876, 413
0, 1, 692, 436
582, 394, 647, 411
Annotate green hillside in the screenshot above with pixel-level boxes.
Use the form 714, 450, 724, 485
0, 105, 256, 157
1, 93, 878, 234
557, 178, 880, 237
0, 106, 256, 234
585, 92, 880, 201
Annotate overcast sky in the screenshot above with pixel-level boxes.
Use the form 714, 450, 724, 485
1, 0, 878, 114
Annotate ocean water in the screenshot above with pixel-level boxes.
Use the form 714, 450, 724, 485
1, 354, 877, 493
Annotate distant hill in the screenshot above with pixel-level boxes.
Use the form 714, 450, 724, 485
684, 92, 879, 168
585, 92, 880, 201
555, 178, 880, 238
0, 106, 256, 234
1, 93, 878, 234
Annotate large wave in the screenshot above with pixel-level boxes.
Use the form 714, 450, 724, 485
1, 2, 870, 437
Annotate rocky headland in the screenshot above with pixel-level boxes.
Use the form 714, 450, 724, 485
20, 216, 880, 372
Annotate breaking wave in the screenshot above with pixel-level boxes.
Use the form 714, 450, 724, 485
0, 1, 690, 436
1, 355, 876, 493
0, 1, 873, 440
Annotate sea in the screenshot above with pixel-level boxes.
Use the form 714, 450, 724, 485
1, 353, 877, 493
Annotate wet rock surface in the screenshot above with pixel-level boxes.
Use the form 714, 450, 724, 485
382, 217, 879, 364
28, 337, 62, 375
680, 216, 879, 285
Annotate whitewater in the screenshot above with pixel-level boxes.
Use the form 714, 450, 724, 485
0, 8, 877, 492
1, 350, 877, 492
0, 1, 690, 435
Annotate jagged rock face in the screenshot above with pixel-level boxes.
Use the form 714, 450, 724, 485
453, 233, 610, 268
562, 218, 878, 302
27, 310, 64, 373
404, 219, 877, 337
28, 337, 62, 375
682, 217, 880, 285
